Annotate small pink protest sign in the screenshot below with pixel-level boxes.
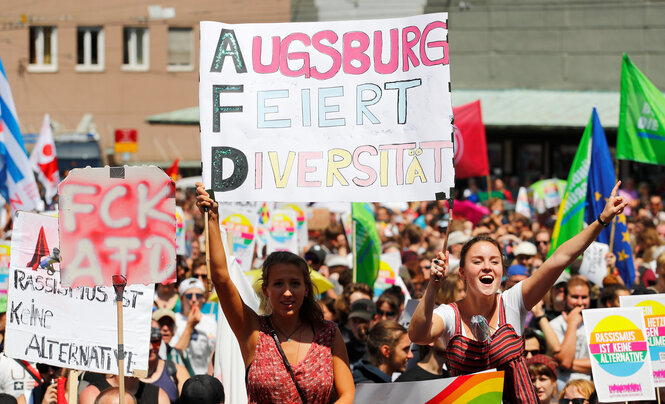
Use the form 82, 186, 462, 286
58, 166, 176, 287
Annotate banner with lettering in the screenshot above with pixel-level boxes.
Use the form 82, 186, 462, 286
5, 212, 153, 375
58, 166, 176, 287
354, 370, 503, 403
220, 206, 258, 271
583, 307, 655, 402
199, 14, 454, 203
620, 294, 665, 387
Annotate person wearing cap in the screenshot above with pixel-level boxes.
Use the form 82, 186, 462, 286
170, 278, 217, 375
196, 186, 355, 404
513, 241, 537, 271
152, 310, 194, 375
345, 299, 376, 364
409, 182, 627, 403
527, 354, 558, 404
446, 231, 469, 272
504, 264, 529, 291
140, 323, 190, 403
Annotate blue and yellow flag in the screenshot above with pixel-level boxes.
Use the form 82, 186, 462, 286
585, 108, 635, 287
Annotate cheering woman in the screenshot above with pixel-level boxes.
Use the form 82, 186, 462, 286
196, 184, 355, 404
409, 182, 626, 403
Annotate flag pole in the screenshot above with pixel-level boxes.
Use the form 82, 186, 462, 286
112, 275, 127, 404
608, 161, 619, 275
352, 206, 357, 283
486, 175, 493, 203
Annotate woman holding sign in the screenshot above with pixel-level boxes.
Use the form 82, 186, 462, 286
409, 182, 627, 403
195, 184, 355, 404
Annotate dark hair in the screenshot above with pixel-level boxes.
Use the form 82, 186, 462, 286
262, 251, 324, 327
177, 375, 224, 404
0, 393, 18, 404
334, 282, 373, 325
378, 286, 405, 308
599, 284, 629, 307
366, 320, 407, 366
528, 362, 556, 381
523, 327, 546, 354
459, 235, 506, 270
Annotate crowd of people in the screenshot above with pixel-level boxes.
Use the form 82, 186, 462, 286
1, 176, 665, 403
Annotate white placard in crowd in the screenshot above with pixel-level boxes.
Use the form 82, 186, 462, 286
5, 212, 154, 375
620, 294, 665, 387
266, 209, 299, 254
220, 205, 259, 272
578, 241, 609, 286
583, 307, 655, 402
276, 203, 308, 254
199, 14, 454, 202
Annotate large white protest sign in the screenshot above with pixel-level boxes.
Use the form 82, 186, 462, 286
583, 307, 655, 402
620, 294, 665, 387
354, 370, 503, 403
5, 212, 153, 375
58, 166, 176, 287
200, 14, 453, 202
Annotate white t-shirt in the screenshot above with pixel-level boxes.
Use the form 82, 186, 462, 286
0, 354, 39, 398
171, 311, 217, 375
433, 281, 527, 348
550, 314, 591, 391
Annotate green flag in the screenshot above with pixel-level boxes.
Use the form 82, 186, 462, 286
617, 53, 665, 165
549, 114, 592, 257
352, 202, 381, 288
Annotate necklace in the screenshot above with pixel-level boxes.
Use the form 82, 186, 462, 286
274, 320, 302, 342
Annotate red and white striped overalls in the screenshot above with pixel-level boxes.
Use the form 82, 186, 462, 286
443, 296, 540, 403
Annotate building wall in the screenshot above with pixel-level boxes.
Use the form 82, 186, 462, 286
0, 0, 290, 166
430, 0, 665, 91
294, 0, 665, 91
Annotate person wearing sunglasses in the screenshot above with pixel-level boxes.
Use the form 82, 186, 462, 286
558, 379, 595, 404
170, 278, 217, 376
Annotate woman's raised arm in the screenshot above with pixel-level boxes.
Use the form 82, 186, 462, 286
195, 183, 259, 363
522, 181, 628, 310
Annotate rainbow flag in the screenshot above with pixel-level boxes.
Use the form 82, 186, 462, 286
425, 371, 504, 404
354, 371, 504, 403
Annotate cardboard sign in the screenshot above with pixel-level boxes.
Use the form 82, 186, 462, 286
220, 206, 258, 271
199, 14, 454, 203
58, 166, 176, 287
5, 212, 153, 375
579, 241, 609, 287
354, 371, 504, 403
620, 294, 665, 387
583, 307, 655, 402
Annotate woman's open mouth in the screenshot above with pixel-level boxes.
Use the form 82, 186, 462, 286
480, 275, 494, 285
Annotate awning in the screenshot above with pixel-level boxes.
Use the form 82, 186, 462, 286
146, 89, 629, 128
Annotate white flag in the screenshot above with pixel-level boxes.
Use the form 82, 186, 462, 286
29, 113, 59, 204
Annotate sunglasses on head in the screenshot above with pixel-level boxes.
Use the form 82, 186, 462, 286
377, 309, 396, 318
559, 399, 586, 404
184, 293, 204, 301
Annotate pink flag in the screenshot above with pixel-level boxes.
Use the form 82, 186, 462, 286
29, 114, 60, 204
